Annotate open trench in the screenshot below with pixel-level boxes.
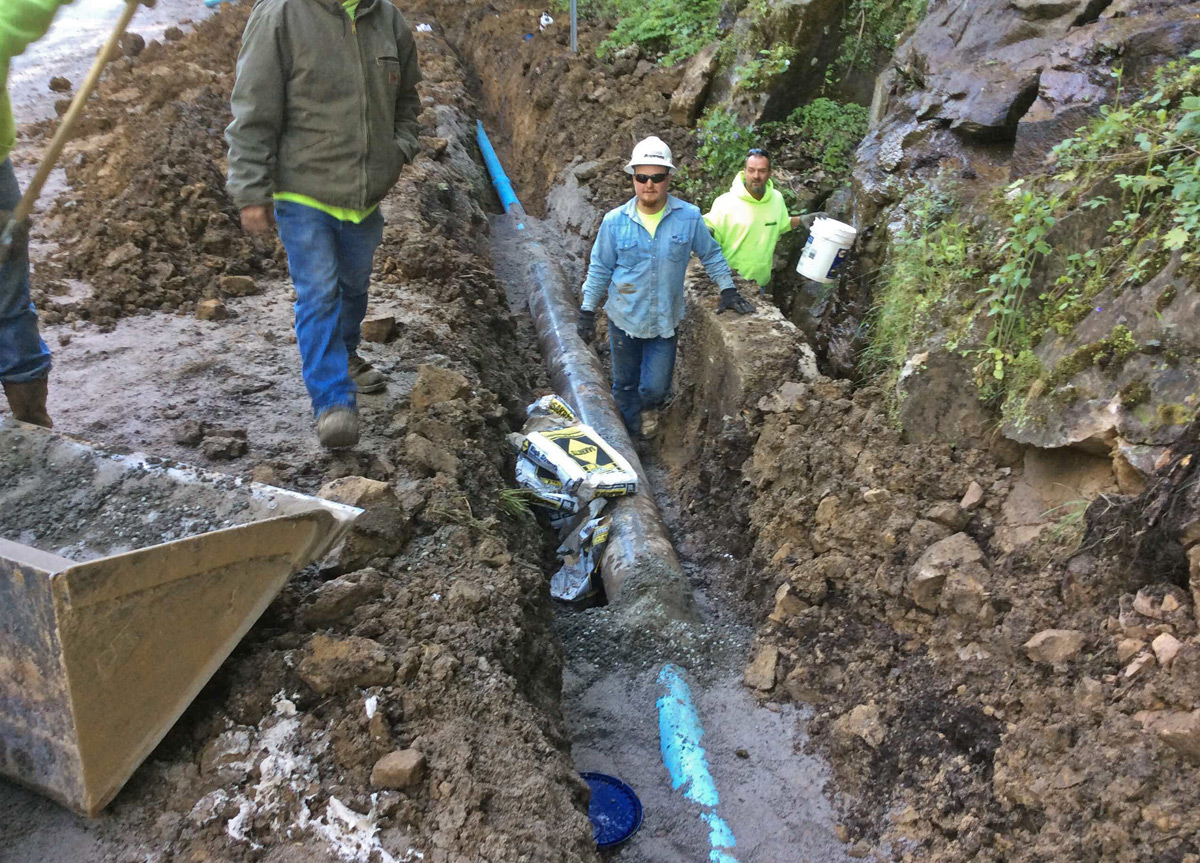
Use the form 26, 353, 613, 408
17, 3, 1200, 863
0, 3, 856, 862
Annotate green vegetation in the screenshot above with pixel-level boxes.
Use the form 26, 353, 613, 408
861, 182, 981, 393
733, 44, 795, 92
572, 0, 721, 66
866, 51, 1200, 424
675, 108, 757, 208
829, 0, 928, 85
786, 98, 870, 175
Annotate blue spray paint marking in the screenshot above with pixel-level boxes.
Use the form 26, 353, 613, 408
657, 664, 741, 861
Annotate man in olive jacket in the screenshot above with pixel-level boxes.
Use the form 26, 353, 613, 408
227, 0, 421, 448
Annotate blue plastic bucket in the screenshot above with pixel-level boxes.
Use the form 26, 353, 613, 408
580, 772, 643, 847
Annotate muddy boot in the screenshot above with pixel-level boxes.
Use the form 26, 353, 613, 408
640, 409, 660, 440
316, 405, 359, 449
348, 352, 386, 394
3, 378, 53, 428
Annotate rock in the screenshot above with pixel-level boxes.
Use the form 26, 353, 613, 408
404, 433, 459, 477
897, 349, 996, 449
815, 496, 839, 527
201, 436, 247, 460
1134, 590, 1165, 620
251, 464, 283, 485
297, 634, 394, 695
743, 645, 779, 691
174, 420, 205, 447
756, 381, 808, 414
317, 478, 411, 574
370, 749, 427, 789
960, 481, 985, 511
669, 41, 720, 126
48, 76, 71, 92
769, 582, 808, 623
1024, 629, 1086, 664
1142, 710, 1200, 763
410, 364, 471, 413
195, 298, 228, 321
198, 727, 253, 777
925, 501, 970, 531
1077, 677, 1104, 711
301, 572, 382, 626
1117, 638, 1146, 664
941, 571, 989, 618
103, 241, 140, 269
361, 316, 398, 343
909, 532, 985, 611
448, 579, 486, 613
318, 476, 394, 508
476, 537, 511, 567
834, 702, 886, 748
1124, 652, 1156, 679
164, 25, 184, 41
863, 488, 890, 504
120, 32, 145, 57
1153, 632, 1183, 668
218, 275, 260, 297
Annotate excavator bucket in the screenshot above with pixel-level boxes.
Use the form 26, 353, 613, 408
0, 422, 362, 816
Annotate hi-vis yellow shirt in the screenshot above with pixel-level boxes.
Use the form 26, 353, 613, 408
0, 0, 75, 165
704, 172, 791, 286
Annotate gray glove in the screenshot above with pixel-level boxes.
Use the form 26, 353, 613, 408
718, 289, 753, 315
577, 308, 596, 343
798, 211, 827, 230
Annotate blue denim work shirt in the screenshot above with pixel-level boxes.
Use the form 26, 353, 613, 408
581, 195, 736, 339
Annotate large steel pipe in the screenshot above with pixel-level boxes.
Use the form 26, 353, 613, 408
475, 122, 695, 623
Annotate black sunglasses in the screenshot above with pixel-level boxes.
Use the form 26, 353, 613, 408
633, 172, 669, 184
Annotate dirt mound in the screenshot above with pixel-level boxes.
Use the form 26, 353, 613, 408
692, 375, 1200, 862
33, 5, 282, 329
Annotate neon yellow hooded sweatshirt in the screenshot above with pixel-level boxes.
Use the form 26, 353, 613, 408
704, 171, 791, 287
0, 0, 74, 165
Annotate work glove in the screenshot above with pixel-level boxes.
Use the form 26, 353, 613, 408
798, 211, 827, 230
576, 308, 596, 344
718, 288, 753, 315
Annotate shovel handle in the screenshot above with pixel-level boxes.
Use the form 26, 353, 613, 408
11, 0, 141, 227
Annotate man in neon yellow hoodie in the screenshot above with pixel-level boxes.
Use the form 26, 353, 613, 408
704, 148, 810, 292
0, 0, 153, 427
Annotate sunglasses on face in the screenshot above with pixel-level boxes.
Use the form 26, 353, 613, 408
634, 172, 669, 184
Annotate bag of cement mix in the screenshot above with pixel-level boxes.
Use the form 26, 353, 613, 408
554, 499, 606, 548
514, 456, 579, 515
550, 513, 611, 602
527, 394, 577, 423
512, 424, 638, 502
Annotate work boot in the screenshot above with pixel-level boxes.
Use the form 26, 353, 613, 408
640, 409, 660, 439
348, 352, 386, 394
316, 405, 359, 449
3, 378, 53, 428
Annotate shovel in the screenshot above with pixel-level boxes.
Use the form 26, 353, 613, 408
0, 0, 143, 264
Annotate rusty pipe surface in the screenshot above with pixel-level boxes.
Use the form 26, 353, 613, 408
524, 241, 696, 623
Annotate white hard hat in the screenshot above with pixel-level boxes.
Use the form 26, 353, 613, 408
624, 136, 675, 174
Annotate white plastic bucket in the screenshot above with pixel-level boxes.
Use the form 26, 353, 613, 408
796, 216, 857, 283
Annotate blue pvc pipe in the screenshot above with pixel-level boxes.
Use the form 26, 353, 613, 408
476, 120, 524, 215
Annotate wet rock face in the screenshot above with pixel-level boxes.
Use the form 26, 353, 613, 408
854, 0, 1200, 224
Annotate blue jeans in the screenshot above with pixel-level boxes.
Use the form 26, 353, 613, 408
0, 159, 51, 383
609, 324, 676, 435
274, 201, 384, 415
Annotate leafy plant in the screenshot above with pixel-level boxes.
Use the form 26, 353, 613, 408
786, 98, 870, 175
733, 44, 795, 92
675, 107, 757, 208
593, 0, 722, 66
829, 0, 928, 86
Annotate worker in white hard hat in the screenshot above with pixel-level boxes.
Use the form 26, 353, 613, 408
576, 136, 753, 440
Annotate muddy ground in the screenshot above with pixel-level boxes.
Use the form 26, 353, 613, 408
6, 1, 1200, 863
